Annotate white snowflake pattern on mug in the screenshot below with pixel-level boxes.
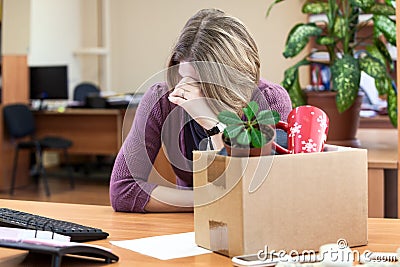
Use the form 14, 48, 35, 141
316, 115, 328, 133
301, 138, 317, 152
289, 122, 302, 137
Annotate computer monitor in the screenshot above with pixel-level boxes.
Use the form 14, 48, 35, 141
29, 65, 69, 100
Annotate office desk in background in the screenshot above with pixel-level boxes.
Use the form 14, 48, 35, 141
1, 199, 400, 266
33, 107, 176, 184
34, 108, 128, 155
357, 128, 398, 218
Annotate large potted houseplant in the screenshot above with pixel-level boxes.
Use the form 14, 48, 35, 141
217, 101, 281, 157
267, 0, 397, 145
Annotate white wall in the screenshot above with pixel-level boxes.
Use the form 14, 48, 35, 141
2, 0, 30, 55
2, 0, 308, 97
79, 0, 102, 87
109, 0, 307, 94
28, 0, 82, 98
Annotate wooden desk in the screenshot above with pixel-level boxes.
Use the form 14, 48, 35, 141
359, 115, 395, 129
356, 128, 398, 218
0, 199, 400, 266
1, 107, 173, 190
33, 107, 175, 183
34, 108, 126, 155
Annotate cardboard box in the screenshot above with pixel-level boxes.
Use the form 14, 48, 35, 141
193, 145, 368, 257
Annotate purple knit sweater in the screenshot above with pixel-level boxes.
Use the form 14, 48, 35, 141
109, 79, 292, 212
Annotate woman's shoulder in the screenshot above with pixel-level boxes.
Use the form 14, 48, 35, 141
134, 82, 175, 119
140, 82, 172, 105
142, 81, 169, 98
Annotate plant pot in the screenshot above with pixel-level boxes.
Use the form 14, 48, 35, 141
306, 91, 363, 147
223, 126, 276, 157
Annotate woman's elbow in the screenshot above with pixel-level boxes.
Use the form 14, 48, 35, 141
109, 184, 127, 212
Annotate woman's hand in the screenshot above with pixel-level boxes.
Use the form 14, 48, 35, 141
168, 77, 218, 130
168, 76, 202, 102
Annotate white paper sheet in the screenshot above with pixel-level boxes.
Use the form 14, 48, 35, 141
109, 232, 211, 260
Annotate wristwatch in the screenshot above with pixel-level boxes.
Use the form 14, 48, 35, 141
205, 122, 226, 136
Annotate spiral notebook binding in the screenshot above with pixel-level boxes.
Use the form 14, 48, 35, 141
42, 221, 55, 239
26, 217, 39, 238
24, 217, 58, 240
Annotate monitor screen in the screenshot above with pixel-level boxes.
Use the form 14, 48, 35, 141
30, 65, 68, 100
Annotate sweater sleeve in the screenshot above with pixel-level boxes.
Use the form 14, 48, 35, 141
109, 83, 170, 213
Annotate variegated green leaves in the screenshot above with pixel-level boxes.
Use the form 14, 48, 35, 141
350, 0, 375, 9
267, 0, 397, 126
373, 15, 396, 46
283, 23, 322, 58
331, 53, 397, 127
359, 46, 397, 126
218, 101, 280, 148
331, 55, 361, 113
302, 2, 329, 14
386, 82, 397, 127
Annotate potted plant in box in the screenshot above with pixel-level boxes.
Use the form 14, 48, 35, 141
267, 0, 397, 144
217, 101, 281, 157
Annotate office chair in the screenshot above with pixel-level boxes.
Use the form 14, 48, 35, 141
3, 103, 75, 196
73, 82, 100, 103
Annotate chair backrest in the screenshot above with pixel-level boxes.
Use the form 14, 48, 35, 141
3, 104, 36, 138
73, 82, 100, 102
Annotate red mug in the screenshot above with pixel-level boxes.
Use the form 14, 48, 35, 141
274, 105, 329, 154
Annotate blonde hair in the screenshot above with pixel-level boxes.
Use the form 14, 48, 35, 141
166, 9, 260, 115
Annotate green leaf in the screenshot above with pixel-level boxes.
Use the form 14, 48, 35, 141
217, 110, 243, 125
384, 0, 395, 6
237, 130, 251, 146
316, 36, 336, 45
366, 45, 386, 66
281, 59, 309, 107
282, 65, 298, 89
256, 110, 281, 125
373, 15, 396, 46
283, 23, 322, 58
243, 101, 259, 121
374, 77, 390, 95
359, 53, 388, 81
333, 17, 346, 39
286, 71, 307, 108
266, 0, 285, 17
350, 0, 375, 9
369, 3, 396, 16
387, 82, 397, 127
223, 125, 244, 139
250, 128, 267, 148
331, 55, 361, 113
374, 39, 395, 71
302, 2, 329, 14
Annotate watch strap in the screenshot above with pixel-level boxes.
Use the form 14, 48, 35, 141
205, 122, 225, 136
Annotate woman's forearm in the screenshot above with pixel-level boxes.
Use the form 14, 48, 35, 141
145, 186, 194, 212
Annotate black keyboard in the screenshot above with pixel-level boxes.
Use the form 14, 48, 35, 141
0, 208, 109, 242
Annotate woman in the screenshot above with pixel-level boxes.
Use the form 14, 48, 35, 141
110, 9, 292, 213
